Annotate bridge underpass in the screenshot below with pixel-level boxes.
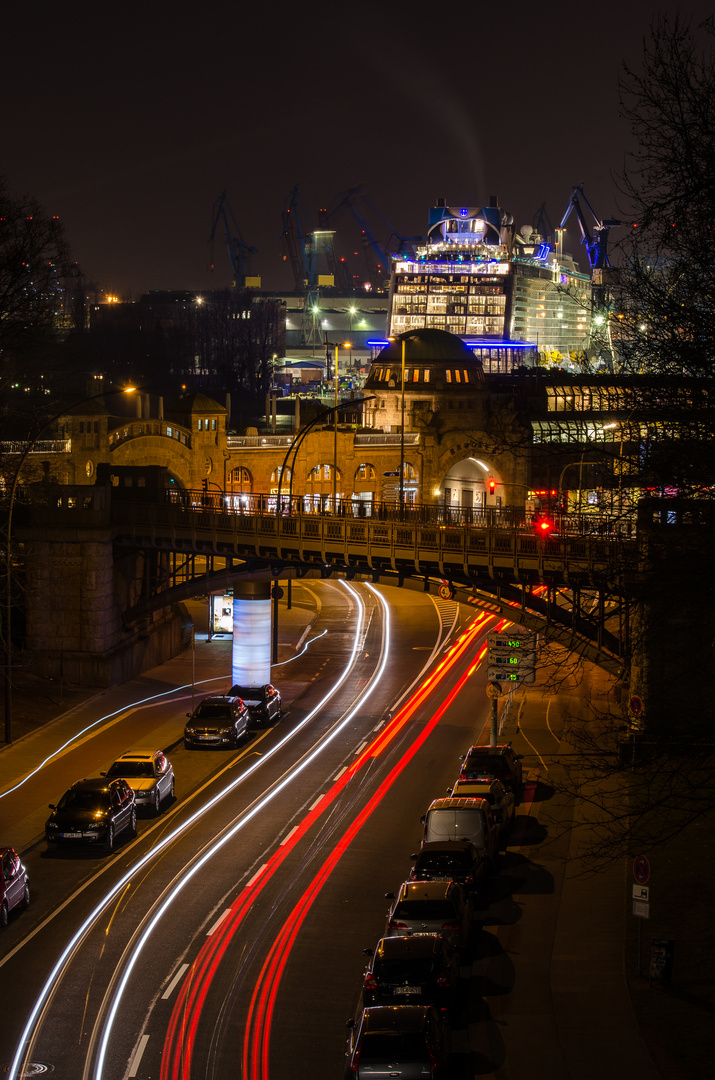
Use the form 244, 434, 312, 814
18, 484, 713, 729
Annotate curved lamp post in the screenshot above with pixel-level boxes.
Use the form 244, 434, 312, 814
2, 384, 139, 743
276, 394, 376, 516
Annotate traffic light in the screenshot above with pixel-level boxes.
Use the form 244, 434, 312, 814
488, 478, 496, 496
534, 514, 554, 536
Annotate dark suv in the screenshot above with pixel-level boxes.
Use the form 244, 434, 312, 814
184, 695, 249, 749
362, 934, 459, 1011
459, 743, 524, 802
409, 840, 489, 899
229, 683, 281, 727
345, 1004, 449, 1079
46, 777, 136, 853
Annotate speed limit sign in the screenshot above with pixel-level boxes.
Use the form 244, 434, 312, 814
438, 584, 453, 600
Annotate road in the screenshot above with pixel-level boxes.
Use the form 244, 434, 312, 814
0, 581, 650, 1080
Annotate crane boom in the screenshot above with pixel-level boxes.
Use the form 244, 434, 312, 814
209, 191, 258, 286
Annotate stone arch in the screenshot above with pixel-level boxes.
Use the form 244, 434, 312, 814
438, 455, 502, 516
305, 463, 341, 511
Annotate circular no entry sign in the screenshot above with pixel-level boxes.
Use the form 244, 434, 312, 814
633, 854, 650, 884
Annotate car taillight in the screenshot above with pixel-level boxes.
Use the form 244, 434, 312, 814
388, 920, 409, 930
441, 921, 460, 930
465, 872, 474, 884
349, 1048, 360, 1073
426, 1039, 438, 1068
436, 974, 449, 987
364, 973, 377, 990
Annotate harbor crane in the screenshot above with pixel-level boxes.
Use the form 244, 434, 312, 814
209, 191, 258, 287
325, 185, 422, 291
559, 184, 621, 270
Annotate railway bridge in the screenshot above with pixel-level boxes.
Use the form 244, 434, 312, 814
14, 484, 713, 731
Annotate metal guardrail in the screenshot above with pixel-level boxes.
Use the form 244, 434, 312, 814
106, 492, 639, 585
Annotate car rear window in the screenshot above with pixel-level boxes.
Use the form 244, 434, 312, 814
417, 851, 470, 873
232, 686, 265, 701
394, 900, 458, 921
425, 809, 487, 847
375, 958, 436, 982
360, 1033, 427, 1061
108, 762, 154, 778
463, 755, 508, 778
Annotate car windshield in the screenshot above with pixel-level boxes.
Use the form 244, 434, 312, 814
375, 957, 436, 982
360, 1033, 427, 1062
195, 704, 232, 719
417, 852, 470, 873
107, 762, 154, 778
232, 686, 265, 701
394, 900, 458, 920
58, 789, 108, 811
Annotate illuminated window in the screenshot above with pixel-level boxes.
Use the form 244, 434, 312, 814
424, 369, 430, 383
455, 370, 461, 383
446, 370, 452, 383
413, 369, 420, 382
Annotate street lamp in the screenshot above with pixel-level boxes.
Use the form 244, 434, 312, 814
2, 384, 139, 744
327, 341, 351, 510
388, 334, 407, 520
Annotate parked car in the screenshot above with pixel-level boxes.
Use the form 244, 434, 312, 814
409, 840, 489, 898
449, 778, 516, 837
184, 695, 250, 749
459, 743, 524, 802
46, 777, 136, 853
0, 848, 29, 927
362, 934, 459, 1011
103, 748, 174, 814
384, 880, 474, 951
344, 1004, 450, 1079
229, 683, 281, 727
421, 796, 498, 865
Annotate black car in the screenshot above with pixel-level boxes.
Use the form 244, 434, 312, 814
362, 934, 459, 1011
409, 841, 490, 899
459, 742, 524, 802
184, 695, 249, 749
229, 683, 281, 727
46, 777, 136, 853
344, 1004, 450, 1079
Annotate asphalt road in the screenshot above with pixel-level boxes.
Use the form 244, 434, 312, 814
0, 582, 653, 1080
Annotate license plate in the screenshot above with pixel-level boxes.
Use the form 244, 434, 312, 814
197, 734, 215, 740
62, 832, 83, 839
394, 986, 420, 995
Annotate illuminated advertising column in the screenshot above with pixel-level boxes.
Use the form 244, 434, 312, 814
232, 580, 272, 687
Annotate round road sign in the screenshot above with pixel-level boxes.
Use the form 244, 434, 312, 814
486, 682, 502, 699
438, 584, 453, 600
629, 695, 643, 716
633, 854, 650, 884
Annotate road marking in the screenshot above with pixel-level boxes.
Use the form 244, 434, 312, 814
308, 794, 324, 811
333, 766, 348, 781
162, 963, 189, 1000
246, 863, 268, 888
354, 741, 367, 755
546, 699, 561, 743
280, 826, 299, 846
207, 908, 231, 936
128, 1034, 150, 1076
519, 727, 549, 772
373, 720, 385, 731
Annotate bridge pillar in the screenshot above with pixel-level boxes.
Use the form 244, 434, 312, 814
231, 579, 272, 687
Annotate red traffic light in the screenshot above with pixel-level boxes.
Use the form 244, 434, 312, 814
488, 478, 496, 495
534, 515, 554, 535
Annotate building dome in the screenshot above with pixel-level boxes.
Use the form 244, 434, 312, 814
166, 388, 226, 421
377, 329, 480, 365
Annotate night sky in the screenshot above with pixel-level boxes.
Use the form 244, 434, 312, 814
3, 1, 713, 299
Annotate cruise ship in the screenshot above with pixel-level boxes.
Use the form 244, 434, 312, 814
387, 198, 592, 372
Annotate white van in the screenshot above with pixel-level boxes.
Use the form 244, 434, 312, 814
421, 797, 497, 864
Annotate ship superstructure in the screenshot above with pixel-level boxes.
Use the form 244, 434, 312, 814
388, 198, 592, 372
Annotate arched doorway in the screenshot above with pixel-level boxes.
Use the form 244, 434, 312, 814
439, 457, 499, 518
305, 463, 342, 512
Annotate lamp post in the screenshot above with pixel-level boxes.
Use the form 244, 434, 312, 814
326, 340, 351, 511
2, 384, 139, 744
399, 336, 406, 520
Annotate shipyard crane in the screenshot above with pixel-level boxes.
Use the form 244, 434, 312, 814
559, 184, 621, 270
281, 184, 343, 347
325, 185, 422, 291
532, 202, 555, 244
209, 191, 258, 287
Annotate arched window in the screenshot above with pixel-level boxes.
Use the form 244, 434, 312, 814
306, 464, 339, 483
270, 466, 292, 488
228, 466, 253, 493
354, 463, 376, 481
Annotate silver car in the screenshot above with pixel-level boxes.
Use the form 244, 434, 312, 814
104, 748, 175, 814
384, 880, 474, 952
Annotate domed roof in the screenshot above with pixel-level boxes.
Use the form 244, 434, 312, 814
377, 329, 478, 364
166, 392, 226, 415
